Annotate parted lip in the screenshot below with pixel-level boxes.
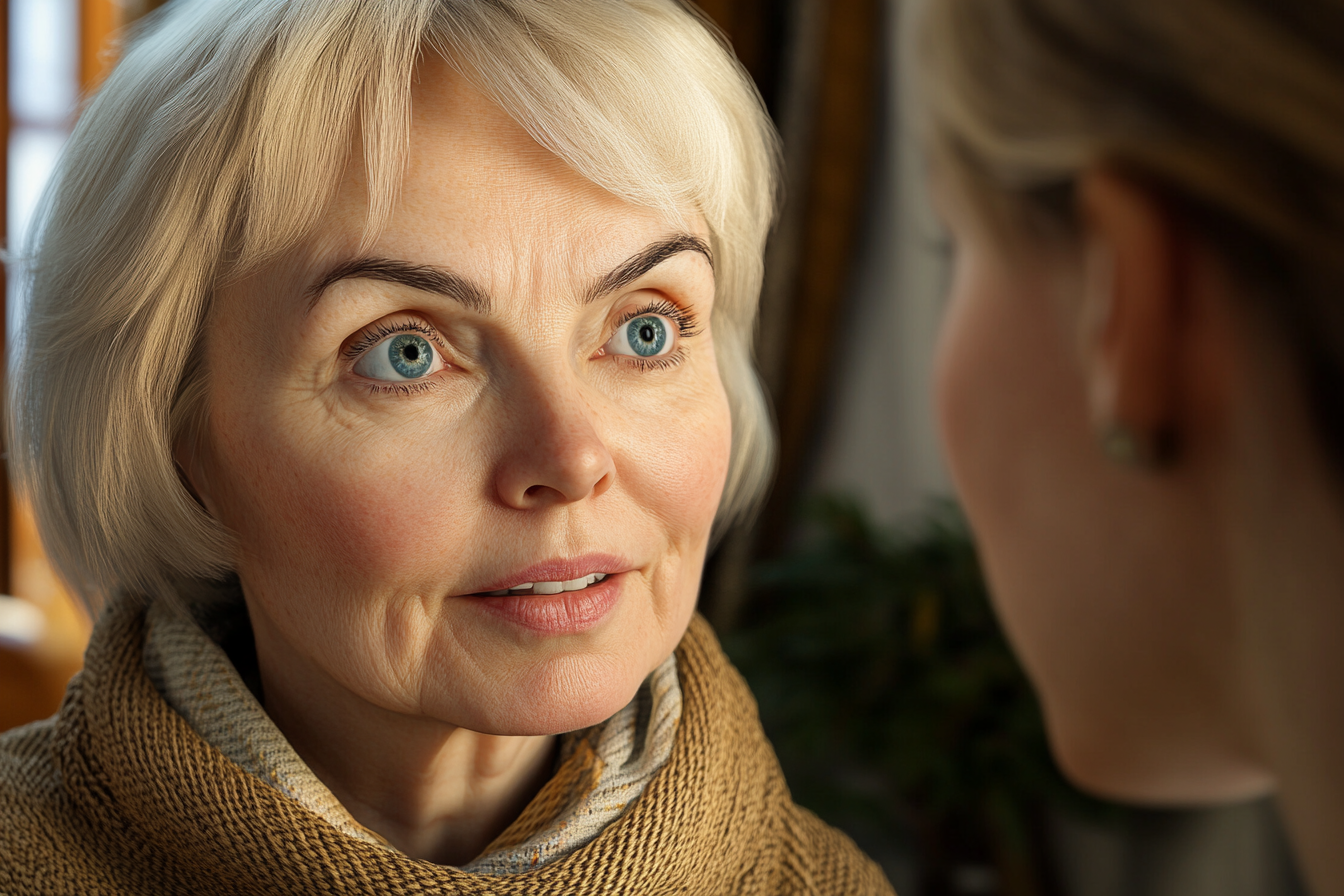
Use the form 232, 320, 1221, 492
464, 553, 632, 595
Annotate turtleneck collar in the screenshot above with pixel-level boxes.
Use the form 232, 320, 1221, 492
140, 587, 680, 872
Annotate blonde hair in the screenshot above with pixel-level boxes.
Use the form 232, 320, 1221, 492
10, 0, 780, 611
917, 0, 1344, 476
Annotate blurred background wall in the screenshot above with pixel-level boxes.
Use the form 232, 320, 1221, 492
0, 2, 1312, 894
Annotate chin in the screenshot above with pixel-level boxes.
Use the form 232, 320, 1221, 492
455, 648, 656, 736
1046, 710, 1276, 806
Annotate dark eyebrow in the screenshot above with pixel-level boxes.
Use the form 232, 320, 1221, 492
583, 234, 714, 305
306, 233, 712, 315
306, 258, 491, 314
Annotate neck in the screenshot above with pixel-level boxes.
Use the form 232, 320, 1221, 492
248, 615, 556, 866
1228, 368, 1344, 894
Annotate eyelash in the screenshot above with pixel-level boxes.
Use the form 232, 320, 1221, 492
343, 319, 449, 395
345, 298, 702, 393
609, 298, 701, 370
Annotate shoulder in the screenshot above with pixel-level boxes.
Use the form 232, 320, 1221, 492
773, 801, 896, 895
0, 716, 65, 838
0, 716, 103, 894
1, 672, 136, 895
673, 616, 896, 895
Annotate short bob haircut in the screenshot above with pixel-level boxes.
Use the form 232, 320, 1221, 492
10, 0, 780, 612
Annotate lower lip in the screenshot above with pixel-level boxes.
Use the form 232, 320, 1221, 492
466, 575, 621, 634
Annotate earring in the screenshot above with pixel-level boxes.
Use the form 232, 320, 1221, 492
1099, 424, 1176, 469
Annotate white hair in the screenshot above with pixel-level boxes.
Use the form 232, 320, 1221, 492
9, 0, 780, 610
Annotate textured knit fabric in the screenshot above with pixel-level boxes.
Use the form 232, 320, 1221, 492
0, 594, 896, 895
139, 594, 681, 872
468, 657, 680, 873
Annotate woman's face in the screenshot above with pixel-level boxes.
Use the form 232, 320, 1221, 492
188, 61, 730, 735
931, 177, 1269, 801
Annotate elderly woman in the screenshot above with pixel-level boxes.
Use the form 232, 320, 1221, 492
0, 1, 891, 892
919, 0, 1344, 892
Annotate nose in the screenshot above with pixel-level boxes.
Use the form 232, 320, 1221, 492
492, 377, 615, 510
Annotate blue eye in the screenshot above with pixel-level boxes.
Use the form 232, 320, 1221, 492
606, 314, 672, 358
353, 332, 442, 381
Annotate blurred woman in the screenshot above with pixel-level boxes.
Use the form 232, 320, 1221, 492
917, 0, 1344, 891
0, 1, 891, 892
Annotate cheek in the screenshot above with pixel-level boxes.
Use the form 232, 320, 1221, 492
654, 378, 732, 537
613, 361, 733, 542
610, 366, 731, 641
207, 408, 476, 593
664, 416, 731, 531
933, 255, 1086, 674
935, 249, 1093, 540
312, 439, 467, 563
934, 258, 1023, 515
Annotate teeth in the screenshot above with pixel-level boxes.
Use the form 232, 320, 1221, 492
487, 573, 609, 597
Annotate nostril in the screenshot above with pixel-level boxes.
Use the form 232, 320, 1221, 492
499, 432, 616, 508
592, 471, 613, 498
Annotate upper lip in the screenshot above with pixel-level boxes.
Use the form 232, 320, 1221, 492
465, 553, 631, 594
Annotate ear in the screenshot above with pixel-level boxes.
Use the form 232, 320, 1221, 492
1077, 169, 1186, 463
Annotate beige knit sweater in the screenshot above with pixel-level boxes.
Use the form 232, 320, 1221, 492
0, 595, 895, 895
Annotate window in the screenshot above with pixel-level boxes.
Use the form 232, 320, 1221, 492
0, 0, 158, 732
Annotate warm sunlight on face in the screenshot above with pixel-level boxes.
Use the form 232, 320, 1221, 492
189, 61, 730, 737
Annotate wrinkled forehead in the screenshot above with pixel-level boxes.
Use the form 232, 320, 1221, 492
299, 57, 706, 296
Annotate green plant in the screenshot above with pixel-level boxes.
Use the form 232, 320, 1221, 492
723, 495, 1119, 895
